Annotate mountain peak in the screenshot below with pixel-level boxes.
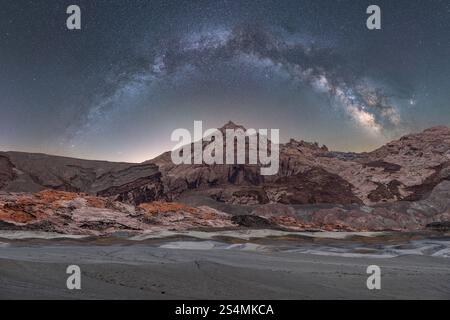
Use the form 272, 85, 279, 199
220, 121, 247, 131
422, 125, 450, 134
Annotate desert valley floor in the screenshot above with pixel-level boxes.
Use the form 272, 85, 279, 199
0, 230, 449, 299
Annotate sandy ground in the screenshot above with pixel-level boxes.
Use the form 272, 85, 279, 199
0, 240, 449, 299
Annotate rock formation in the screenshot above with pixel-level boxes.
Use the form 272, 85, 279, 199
0, 190, 235, 235
1, 123, 449, 233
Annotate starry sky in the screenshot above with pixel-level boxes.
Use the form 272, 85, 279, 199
0, 0, 449, 162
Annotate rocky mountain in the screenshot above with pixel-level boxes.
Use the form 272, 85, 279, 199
1, 123, 450, 233
0, 151, 164, 205
147, 123, 450, 207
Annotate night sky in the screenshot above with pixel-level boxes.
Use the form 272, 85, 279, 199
0, 0, 449, 162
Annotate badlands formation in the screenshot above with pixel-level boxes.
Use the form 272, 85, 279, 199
1, 123, 450, 235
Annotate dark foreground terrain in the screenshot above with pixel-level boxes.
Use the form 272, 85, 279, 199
0, 233, 449, 300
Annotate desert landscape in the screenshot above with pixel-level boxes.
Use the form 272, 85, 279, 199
0, 123, 449, 299
1, 123, 450, 235
1, 0, 449, 305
